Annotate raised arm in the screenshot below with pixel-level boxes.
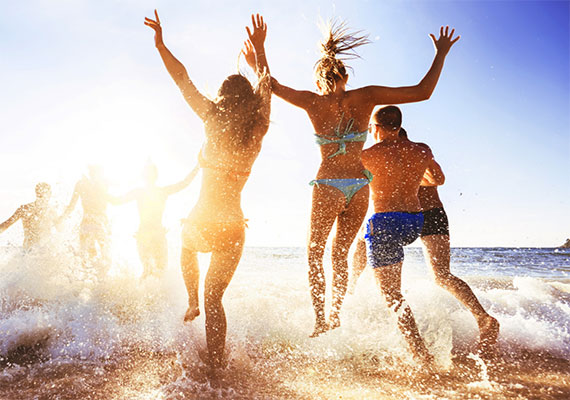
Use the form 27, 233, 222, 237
271, 77, 318, 110
359, 26, 460, 105
164, 163, 200, 196
0, 207, 23, 234
243, 14, 269, 77
144, 10, 213, 120
421, 158, 445, 186
59, 182, 81, 222
108, 189, 140, 205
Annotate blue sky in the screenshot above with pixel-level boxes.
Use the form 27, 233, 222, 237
0, 0, 568, 247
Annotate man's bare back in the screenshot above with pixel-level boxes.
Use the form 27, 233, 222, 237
0, 183, 56, 248
363, 138, 433, 213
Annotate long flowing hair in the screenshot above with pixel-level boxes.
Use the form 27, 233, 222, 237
314, 20, 370, 94
206, 74, 264, 148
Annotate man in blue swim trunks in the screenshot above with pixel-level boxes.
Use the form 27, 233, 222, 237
362, 105, 440, 365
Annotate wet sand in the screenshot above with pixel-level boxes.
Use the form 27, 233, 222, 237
1, 346, 568, 399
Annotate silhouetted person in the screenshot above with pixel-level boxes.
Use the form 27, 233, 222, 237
145, 11, 271, 370
61, 165, 111, 273
111, 162, 199, 278
0, 183, 56, 249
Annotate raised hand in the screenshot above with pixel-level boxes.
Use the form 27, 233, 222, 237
144, 9, 164, 47
241, 40, 256, 70
429, 26, 460, 56
245, 13, 267, 50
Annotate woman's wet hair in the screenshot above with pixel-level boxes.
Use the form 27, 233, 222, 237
314, 20, 370, 94
398, 128, 408, 139
208, 74, 263, 147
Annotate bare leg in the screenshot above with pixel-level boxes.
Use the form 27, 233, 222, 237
204, 231, 244, 369
421, 235, 499, 354
137, 238, 153, 278
348, 236, 367, 294
181, 247, 200, 322
374, 263, 433, 365
329, 186, 368, 329
307, 185, 344, 337
155, 235, 168, 275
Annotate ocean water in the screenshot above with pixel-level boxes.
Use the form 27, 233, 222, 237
0, 242, 569, 399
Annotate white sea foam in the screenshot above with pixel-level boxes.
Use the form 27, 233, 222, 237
0, 244, 569, 372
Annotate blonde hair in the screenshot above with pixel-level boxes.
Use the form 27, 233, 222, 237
314, 20, 370, 94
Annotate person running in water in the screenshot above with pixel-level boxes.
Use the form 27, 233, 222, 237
351, 127, 500, 358
0, 182, 57, 249
145, 11, 271, 369
61, 165, 112, 274
111, 161, 199, 278
362, 106, 439, 365
271, 23, 459, 337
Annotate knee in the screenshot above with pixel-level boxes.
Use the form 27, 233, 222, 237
204, 291, 223, 312
434, 271, 453, 287
332, 243, 349, 261
308, 245, 325, 266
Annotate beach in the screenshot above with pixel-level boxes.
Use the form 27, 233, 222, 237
1, 245, 569, 399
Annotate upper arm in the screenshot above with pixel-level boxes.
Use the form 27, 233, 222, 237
164, 164, 200, 195
64, 182, 81, 214
255, 74, 272, 126
109, 189, 139, 205
357, 84, 431, 107
428, 158, 445, 185
271, 77, 318, 110
0, 207, 23, 231
178, 78, 215, 120
422, 158, 445, 186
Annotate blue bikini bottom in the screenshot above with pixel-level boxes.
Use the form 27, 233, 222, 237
309, 170, 373, 204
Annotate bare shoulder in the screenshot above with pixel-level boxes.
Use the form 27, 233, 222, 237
414, 141, 431, 150
362, 142, 383, 159
18, 204, 32, 216
409, 141, 432, 155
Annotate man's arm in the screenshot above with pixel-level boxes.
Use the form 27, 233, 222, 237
163, 164, 200, 196
59, 182, 81, 222
421, 159, 445, 186
144, 10, 214, 120
108, 189, 140, 205
0, 207, 23, 234
358, 26, 460, 105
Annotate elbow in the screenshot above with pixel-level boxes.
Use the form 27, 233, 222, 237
415, 82, 435, 102
419, 87, 434, 101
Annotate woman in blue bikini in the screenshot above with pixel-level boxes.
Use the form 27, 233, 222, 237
271, 23, 459, 337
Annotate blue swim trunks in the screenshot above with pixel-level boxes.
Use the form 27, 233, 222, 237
365, 212, 424, 268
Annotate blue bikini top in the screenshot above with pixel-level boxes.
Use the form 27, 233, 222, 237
314, 115, 367, 159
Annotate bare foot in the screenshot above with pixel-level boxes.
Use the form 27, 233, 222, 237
412, 345, 435, 369
328, 314, 341, 331
309, 321, 330, 338
184, 306, 200, 323
478, 315, 500, 358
